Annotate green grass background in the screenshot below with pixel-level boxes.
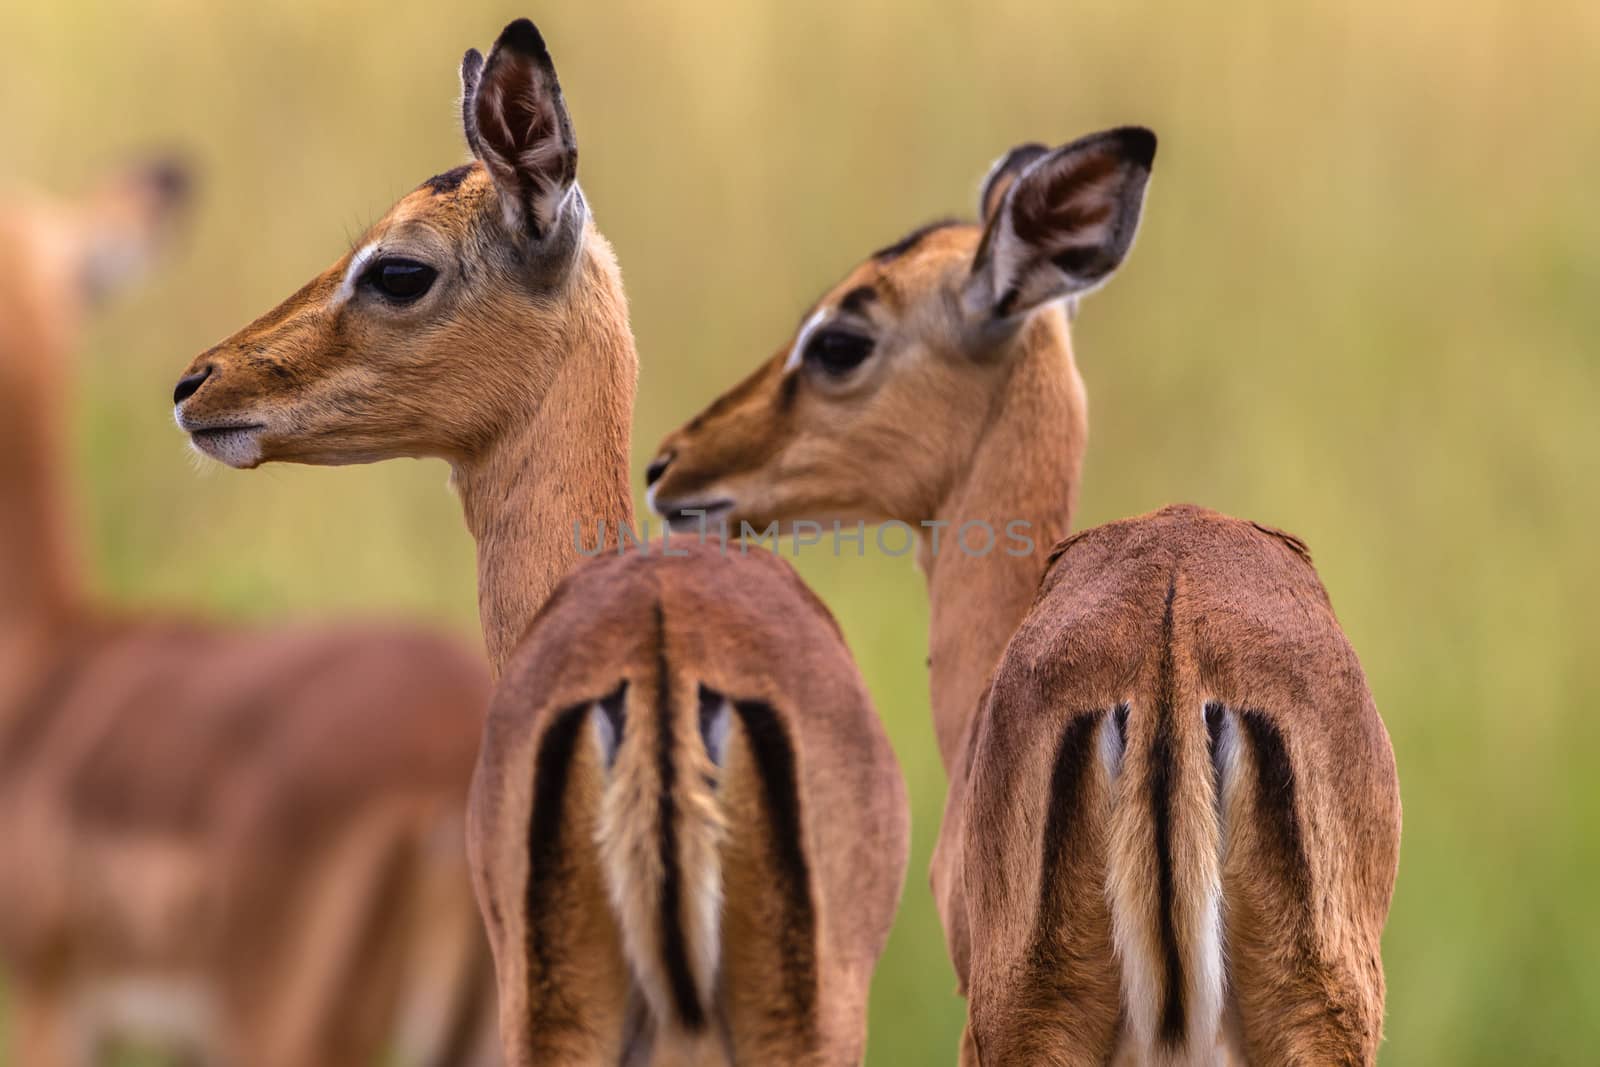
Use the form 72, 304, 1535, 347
3, 0, 1598, 1062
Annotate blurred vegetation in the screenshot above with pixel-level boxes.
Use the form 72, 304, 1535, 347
3, 0, 1598, 1062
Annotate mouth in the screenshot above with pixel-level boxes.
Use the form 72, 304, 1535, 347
656, 498, 735, 532
178, 414, 266, 469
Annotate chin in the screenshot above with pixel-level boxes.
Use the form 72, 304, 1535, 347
646, 478, 734, 523
175, 405, 271, 469
187, 426, 265, 469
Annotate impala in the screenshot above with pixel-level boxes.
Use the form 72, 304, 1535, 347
0, 165, 500, 1065
649, 129, 1402, 1064
171, 20, 909, 1064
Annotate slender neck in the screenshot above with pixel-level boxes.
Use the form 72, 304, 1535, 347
0, 390, 83, 632
0, 222, 86, 651
917, 309, 1086, 769
450, 249, 638, 677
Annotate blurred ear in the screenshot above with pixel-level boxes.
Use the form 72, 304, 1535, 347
464, 19, 579, 240
80, 155, 193, 305
966, 126, 1155, 320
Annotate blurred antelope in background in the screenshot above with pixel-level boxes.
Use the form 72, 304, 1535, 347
172, 19, 908, 1064
0, 164, 500, 1065
649, 129, 1402, 1063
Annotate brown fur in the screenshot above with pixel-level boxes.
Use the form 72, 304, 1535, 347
1, 169, 499, 1066
966, 507, 1400, 1065
650, 222, 1083, 997
172, 19, 909, 1064
472, 542, 907, 1065
650, 131, 1400, 1063
173, 146, 633, 676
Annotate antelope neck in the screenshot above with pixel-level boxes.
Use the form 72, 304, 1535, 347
0, 237, 88, 722
450, 255, 638, 677
917, 308, 1086, 769
0, 258, 85, 649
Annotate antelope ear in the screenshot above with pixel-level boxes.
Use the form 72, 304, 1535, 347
977, 142, 1048, 225
81, 155, 194, 305
465, 19, 579, 240
459, 48, 485, 158
966, 126, 1155, 320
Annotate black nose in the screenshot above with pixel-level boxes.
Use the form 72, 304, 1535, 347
645, 454, 672, 487
173, 365, 212, 405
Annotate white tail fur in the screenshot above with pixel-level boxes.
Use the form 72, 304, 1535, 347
592, 645, 728, 1036
1104, 580, 1227, 1064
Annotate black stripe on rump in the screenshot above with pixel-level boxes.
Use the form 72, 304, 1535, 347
655, 602, 706, 1029
1032, 708, 1107, 950
732, 698, 819, 1025
1205, 700, 1227, 806
1151, 575, 1186, 1045
1238, 709, 1310, 900
523, 699, 591, 1028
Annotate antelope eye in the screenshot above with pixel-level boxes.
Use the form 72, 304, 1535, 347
803, 329, 875, 375
364, 258, 437, 302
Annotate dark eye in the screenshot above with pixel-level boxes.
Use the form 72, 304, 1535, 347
364, 258, 437, 302
803, 330, 875, 375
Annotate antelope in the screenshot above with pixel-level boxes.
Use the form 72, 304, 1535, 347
648, 129, 1403, 1063
171, 19, 909, 1065
0, 164, 500, 1065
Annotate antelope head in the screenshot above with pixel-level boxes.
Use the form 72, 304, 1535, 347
647, 127, 1155, 538
172, 19, 627, 472
1, 156, 191, 377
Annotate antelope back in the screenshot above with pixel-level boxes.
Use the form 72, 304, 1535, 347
470, 542, 909, 1065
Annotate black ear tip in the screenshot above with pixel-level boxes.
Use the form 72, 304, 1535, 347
461, 48, 484, 75
1114, 126, 1158, 168
495, 17, 550, 59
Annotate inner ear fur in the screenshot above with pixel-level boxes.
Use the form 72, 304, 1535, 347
969, 126, 1156, 320
464, 18, 579, 240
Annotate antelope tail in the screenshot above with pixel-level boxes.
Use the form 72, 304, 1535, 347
1105, 574, 1227, 1064
592, 602, 729, 1036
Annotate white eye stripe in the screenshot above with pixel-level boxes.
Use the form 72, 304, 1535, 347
334, 242, 380, 308
782, 308, 830, 374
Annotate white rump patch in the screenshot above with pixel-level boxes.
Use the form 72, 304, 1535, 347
1099, 704, 1127, 780
699, 692, 732, 768
1208, 702, 1240, 854
591, 702, 621, 768
1191, 700, 1232, 1061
